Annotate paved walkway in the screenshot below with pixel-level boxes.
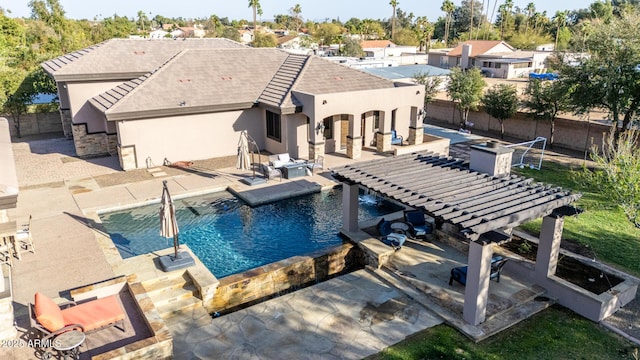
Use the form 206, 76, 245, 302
2, 131, 639, 359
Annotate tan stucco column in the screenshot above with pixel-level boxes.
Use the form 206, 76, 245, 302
463, 240, 493, 325
341, 182, 359, 233
347, 114, 362, 159
535, 215, 564, 279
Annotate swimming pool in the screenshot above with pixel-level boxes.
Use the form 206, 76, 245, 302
99, 188, 403, 278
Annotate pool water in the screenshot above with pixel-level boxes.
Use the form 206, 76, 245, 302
99, 188, 403, 278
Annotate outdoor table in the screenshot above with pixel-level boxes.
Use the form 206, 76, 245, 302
53, 330, 85, 360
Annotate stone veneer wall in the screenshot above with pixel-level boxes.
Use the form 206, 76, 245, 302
210, 243, 362, 313
60, 109, 72, 138
107, 134, 118, 156
72, 124, 110, 158
5, 112, 63, 138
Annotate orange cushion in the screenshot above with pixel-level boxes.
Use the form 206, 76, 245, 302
61, 295, 125, 332
34, 292, 64, 332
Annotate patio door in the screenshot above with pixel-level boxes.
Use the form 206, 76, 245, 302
340, 117, 349, 150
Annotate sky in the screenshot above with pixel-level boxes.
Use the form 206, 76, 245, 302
4, 0, 590, 22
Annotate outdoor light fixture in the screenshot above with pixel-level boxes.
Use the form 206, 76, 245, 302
322, 100, 328, 104
316, 122, 326, 135
179, 101, 186, 106
416, 90, 421, 95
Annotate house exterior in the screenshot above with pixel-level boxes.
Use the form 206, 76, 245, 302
361, 40, 426, 65
42, 39, 425, 171
238, 29, 253, 44
149, 30, 169, 39
428, 40, 551, 78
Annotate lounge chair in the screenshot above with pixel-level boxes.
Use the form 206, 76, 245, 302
403, 210, 433, 239
448, 256, 509, 286
376, 218, 406, 250
30, 292, 126, 341
391, 130, 403, 146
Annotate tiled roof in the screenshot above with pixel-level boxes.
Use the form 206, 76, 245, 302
258, 54, 308, 109
293, 57, 396, 95
447, 40, 512, 57
361, 40, 396, 48
332, 151, 581, 241
42, 38, 245, 81
91, 48, 290, 119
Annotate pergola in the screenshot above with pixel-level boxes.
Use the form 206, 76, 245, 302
332, 150, 581, 325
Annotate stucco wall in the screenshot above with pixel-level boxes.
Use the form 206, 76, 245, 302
427, 99, 609, 153
116, 108, 265, 169
66, 81, 123, 133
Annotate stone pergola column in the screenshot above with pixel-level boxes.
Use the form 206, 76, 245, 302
463, 240, 494, 325
375, 111, 392, 153
341, 181, 359, 234
407, 106, 423, 146
308, 140, 325, 162
535, 215, 564, 279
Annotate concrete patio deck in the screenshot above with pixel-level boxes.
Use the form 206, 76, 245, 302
2, 132, 637, 359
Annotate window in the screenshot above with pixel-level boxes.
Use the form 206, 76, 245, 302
373, 111, 380, 131
266, 110, 281, 141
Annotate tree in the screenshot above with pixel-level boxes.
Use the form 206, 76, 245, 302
560, 8, 640, 140
389, 0, 398, 40
221, 27, 240, 42
482, 84, 518, 139
414, 16, 434, 52
441, 0, 455, 46
393, 28, 419, 46
252, 31, 277, 47
583, 128, 640, 227
446, 67, 486, 130
290, 4, 302, 32
552, 10, 568, 50
522, 79, 570, 147
340, 37, 364, 57
311, 22, 343, 46
412, 71, 444, 119
248, 0, 261, 30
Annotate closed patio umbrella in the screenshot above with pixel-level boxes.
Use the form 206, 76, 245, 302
160, 180, 180, 259
236, 130, 251, 171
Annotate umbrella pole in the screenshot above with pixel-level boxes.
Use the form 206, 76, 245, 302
173, 234, 179, 259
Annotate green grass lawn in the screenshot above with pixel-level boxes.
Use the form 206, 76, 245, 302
367, 306, 637, 360
514, 161, 640, 277
367, 160, 640, 359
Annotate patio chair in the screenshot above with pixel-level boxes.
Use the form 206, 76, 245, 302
376, 218, 406, 250
15, 215, 35, 259
403, 210, 433, 239
30, 292, 126, 341
258, 163, 282, 182
307, 155, 324, 174
391, 130, 403, 146
448, 256, 509, 286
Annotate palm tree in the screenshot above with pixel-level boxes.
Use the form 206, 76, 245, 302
389, 0, 399, 40
469, 0, 474, 41
441, 0, 455, 46
476, 0, 485, 40
553, 10, 568, 50
525, 2, 535, 34
248, 0, 261, 30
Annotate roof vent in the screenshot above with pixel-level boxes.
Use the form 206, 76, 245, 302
133, 51, 146, 55
334, 76, 343, 81
177, 79, 192, 83
221, 76, 233, 81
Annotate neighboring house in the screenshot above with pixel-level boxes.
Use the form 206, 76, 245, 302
277, 35, 302, 50
360, 64, 450, 89
361, 40, 426, 65
149, 29, 169, 39
193, 24, 205, 38
238, 29, 253, 45
42, 39, 425, 171
428, 40, 551, 79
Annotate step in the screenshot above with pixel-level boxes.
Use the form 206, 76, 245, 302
163, 306, 212, 329
158, 296, 203, 322
142, 273, 192, 298
475, 295, 555, 342
149, 284, 199, 308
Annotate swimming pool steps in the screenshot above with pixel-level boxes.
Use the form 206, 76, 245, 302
141, 271, 209, 325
